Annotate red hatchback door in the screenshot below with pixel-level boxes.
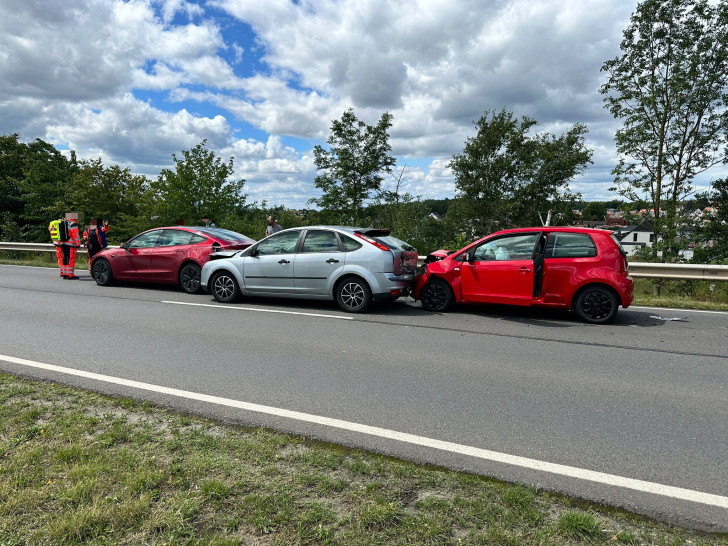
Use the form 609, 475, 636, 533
459, 233, 541, 305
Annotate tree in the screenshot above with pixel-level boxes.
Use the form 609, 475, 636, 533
14, 137, 76, 242
146, 141, 247, 228
582, 201, 608, 221
600, 0, 728, 261
0, 134, 26, 240
449, 109, 590, 234
67, 159, 150, 242
693, 178, 728, 263
310, 109, 395, 225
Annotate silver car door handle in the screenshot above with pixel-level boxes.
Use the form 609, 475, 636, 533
326, 258, 339, 264
278, 259, 290, 264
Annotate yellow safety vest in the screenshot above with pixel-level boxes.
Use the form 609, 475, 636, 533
49, 219, 63, 242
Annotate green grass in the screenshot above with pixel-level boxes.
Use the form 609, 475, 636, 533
0, 373, 725, 545
632, 278, 728, 311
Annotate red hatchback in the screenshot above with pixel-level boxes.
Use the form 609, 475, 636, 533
91, 227, 255, 293
415, 227, 634, 323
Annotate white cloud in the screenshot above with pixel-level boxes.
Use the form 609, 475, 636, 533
210, 0, 634, 170
7, 0, 721, 209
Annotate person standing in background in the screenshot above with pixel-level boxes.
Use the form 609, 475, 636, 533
49, 213, 81, 279
265, 216, 282, 236
83, 218, 109, 272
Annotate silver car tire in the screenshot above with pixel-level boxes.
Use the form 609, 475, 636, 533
211, 271, 241, 304
335, 276, 372, 313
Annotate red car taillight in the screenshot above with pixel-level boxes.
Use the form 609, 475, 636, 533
354, 232, 390, 251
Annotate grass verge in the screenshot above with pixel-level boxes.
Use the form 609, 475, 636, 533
1, 373, 726, 545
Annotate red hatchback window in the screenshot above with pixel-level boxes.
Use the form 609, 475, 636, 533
545, 233, 597, 258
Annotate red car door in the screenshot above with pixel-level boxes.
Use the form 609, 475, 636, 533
459, 233, 540, 306
112, 229, 162, 280
149, 229, 196, 282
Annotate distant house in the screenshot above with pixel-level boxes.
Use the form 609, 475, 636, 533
617, 220, 654, 256
606, 210, 628, 226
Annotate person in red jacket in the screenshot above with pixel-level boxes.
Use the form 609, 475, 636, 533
83, 218, 109, 272
52, 213, 81, 279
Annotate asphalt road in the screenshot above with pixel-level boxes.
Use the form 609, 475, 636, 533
1, 264, 726, 531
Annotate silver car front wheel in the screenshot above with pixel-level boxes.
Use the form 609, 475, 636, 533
211, 271, 241, 303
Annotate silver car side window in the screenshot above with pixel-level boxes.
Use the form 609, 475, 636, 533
256, 231, 300, 255
340, 234, 363, 251
302, 231, 340, 253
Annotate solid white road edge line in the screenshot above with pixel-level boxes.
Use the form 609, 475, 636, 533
1, 354, 726, 509
161, 300, 353, 320
629, 305, 728, 315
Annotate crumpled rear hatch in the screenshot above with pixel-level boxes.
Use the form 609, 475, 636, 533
357, 229, 418, 275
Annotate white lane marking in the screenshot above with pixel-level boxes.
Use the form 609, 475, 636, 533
162, 300, 353, 320
630, 306, 728, 316
1, 354, 726, 510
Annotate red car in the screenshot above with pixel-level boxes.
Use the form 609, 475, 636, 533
91, 226, 255, 293
415, 227, 634, 323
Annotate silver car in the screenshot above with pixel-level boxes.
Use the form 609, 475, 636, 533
200, 226, 418, 312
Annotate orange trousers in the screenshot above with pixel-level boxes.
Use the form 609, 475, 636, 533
55, 245, 77, 277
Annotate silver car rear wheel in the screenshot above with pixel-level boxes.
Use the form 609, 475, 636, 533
335, 276, 372, 313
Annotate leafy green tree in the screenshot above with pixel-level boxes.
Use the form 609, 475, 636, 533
310, 109, 395, 225
581, 201, 608, 221
146, 140, 247, 228
0, 134, 26, 240
693, 178, 728, 263
600, 0, 728, 261
15, 138, 76, 242
224, 205, 311, 241
511, 125, 589, 226
449, 109, 590, 233
67, 159, 150, 243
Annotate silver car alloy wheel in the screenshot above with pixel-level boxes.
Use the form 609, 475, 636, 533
213, 274, 235, 299
340, 281, 365, 309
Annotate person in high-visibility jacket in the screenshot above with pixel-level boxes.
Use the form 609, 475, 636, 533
82, 217, 109, 272
49, 213, 81, 279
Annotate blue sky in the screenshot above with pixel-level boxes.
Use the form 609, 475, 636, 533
1, 0, 724, 210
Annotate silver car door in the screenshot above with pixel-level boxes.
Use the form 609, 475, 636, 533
294, 229, 345, 295
243, 230, 301, 294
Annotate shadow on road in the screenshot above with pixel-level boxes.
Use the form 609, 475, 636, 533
93, 279, 691, 329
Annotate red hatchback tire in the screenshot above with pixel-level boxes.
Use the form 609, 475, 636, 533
574, 285, 619, 324
420, 278, 454, 312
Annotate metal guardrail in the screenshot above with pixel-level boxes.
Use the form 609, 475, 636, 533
1, 242, 727, 282
625, 262, 728, 281
0, 242, 122, 256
